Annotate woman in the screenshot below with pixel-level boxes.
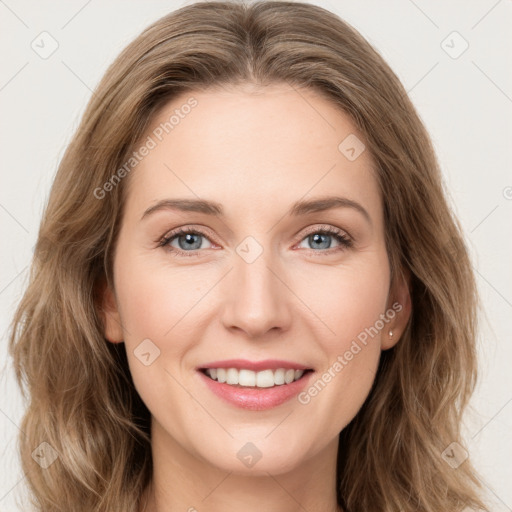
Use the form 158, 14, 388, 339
9, 1, 488, 511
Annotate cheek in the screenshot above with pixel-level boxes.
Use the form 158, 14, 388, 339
116, 244, 390, 357
290, 251, 390, 348
115, 250, 205, 339
291, 253, 389, 423
113, 256, 201, 417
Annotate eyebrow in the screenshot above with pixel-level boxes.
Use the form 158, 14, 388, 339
141, 196, 371, 224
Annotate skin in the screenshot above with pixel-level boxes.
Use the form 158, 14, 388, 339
101, 83, 411, 512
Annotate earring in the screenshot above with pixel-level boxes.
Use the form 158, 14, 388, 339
389, 330, 394, 338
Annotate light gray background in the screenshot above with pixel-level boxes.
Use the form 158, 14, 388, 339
1, 0, 511, 510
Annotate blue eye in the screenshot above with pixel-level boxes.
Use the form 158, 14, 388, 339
159, 226, 352, 258
297, 228, 352, 253
160, 229, 213, 257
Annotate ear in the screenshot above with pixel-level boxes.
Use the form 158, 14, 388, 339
381, 268, 412, 350
96, 276, 124, 344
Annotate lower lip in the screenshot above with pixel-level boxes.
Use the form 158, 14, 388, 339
197, 370, 314, 411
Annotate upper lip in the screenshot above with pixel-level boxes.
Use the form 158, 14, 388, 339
198, 359, 313, 372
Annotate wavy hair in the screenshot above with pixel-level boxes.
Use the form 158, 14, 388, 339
9, 1, 488, 511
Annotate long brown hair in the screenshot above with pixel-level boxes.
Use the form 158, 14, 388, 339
9, 1, 488, 510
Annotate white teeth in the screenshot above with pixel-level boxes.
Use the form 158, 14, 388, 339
226, 368, 239, 385
204, 367, 308, 387
274, 368, 285, 385
238, 369, 256, 387
256, 369, 274, 388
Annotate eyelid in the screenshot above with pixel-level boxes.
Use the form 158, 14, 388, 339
296, 223, 352, 242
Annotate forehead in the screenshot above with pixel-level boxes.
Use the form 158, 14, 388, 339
125, 83, 381, 223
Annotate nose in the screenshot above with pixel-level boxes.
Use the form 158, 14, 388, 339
220, 247, 292, 339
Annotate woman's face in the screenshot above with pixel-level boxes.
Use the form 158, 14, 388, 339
102, 83, 410, 475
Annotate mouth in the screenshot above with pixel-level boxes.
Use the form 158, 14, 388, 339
199, 367, 314, 388
197, 366, 315, 410
196, 359, 315, 410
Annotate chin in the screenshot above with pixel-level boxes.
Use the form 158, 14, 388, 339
195, 437, 310, 477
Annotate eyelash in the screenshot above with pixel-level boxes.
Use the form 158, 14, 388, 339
158, 225, 353, 258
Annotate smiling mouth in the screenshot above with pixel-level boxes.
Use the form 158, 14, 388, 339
199, 367, 314, 388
